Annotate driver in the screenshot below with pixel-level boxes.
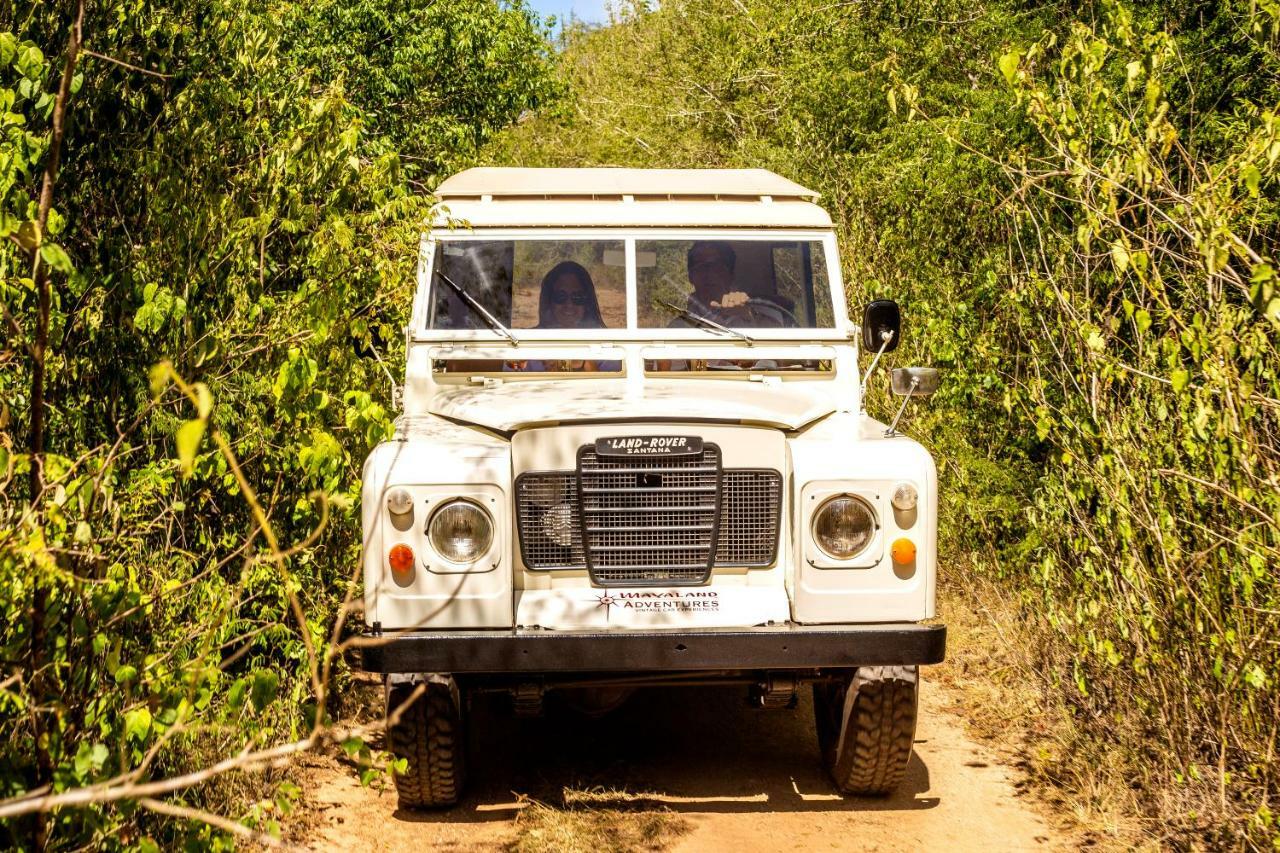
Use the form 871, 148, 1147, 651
678, 241, 795, 328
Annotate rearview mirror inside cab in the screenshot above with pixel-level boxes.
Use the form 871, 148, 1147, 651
862, 299, 901, 353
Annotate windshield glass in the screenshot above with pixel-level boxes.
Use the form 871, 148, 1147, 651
424, 236, 835, 332
638, 239, 832, 328
427, 239, 626, 330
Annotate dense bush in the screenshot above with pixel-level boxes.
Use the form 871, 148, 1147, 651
0, 0, 555, 847
492, 0, 1279, 842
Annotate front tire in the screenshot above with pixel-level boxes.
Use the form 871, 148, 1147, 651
386, 678, 466, 809
814, 665, 918, 796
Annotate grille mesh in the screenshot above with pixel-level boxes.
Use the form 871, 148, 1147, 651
717, 470, 783, 565
516, 450, 782, 583
515, 473, 584, 569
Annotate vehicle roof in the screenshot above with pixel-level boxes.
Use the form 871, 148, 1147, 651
431, 167, 833, 229
436, 167, 820, 200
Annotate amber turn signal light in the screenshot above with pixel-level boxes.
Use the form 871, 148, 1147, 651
388, 543, 415, 574
890, 538, 916, 565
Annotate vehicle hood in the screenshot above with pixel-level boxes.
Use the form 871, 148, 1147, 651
427, 379, 839, 432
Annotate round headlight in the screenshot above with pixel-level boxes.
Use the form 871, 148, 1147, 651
891, 483, 918, 512
428, 500, 493, 563
812, 495, 877, 560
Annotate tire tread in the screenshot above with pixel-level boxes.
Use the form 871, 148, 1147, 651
386, 682, 464, 809
822, 665, 918, 796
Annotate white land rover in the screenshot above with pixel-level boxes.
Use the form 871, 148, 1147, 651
360, 167, 945, 808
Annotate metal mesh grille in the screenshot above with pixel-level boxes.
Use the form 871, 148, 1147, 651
579, 445, 720, 585
716, 470, 782, 565
515, 473, 584, 569
515, 450, 782, 583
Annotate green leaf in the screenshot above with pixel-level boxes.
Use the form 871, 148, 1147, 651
1110, 240, 1129, 275
194, 382, 213, 419
176, 419, 206, 477
1242, 164, 1261, 198
998, 50, 1021, 85
341, 736, 364, 757
14, 221, 39, 251
250, 670, 279, 712
148, 362, 172, 396
125, 707, 153, 743
1171, 369, 1190, 393
1125, 60, 1142, 89
227, 678, 248, 710
1134, 309, 1151, 335
74, 742, 109, 779
38, 242, 72, 274
114, 664, 138, 684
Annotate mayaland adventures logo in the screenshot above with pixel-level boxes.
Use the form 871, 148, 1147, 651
594, 590, 719, 618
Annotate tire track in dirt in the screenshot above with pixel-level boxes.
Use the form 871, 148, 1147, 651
303, 674, 1066, 852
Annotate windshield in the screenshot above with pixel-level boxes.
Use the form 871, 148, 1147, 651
425, 236, 835, 331
638, 239, 832, 328
428, 239, 626, 330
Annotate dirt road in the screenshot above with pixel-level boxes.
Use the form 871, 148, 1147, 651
303, 674, 1065, 852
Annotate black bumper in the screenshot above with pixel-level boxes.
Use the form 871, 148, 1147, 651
359, 622, 946, 674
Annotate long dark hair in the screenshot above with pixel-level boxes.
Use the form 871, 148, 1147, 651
538, 261, 605, 328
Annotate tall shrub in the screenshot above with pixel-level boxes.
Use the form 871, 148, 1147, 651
0, 1, 556, 847
1000, 1, 1280, 837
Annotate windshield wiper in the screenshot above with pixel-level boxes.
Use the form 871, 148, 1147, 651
434, 269, 519, 345
658, 299, 755, 345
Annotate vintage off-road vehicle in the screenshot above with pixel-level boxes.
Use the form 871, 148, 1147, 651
359, 168, 945, 807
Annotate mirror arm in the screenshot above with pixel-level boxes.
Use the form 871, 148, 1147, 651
884, 376, 919, 437
860, 329, 895, 409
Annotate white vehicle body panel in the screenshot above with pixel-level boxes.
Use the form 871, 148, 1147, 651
426, 379, 839, 432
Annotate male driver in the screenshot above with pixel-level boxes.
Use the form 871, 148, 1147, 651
679, 241, 795, 328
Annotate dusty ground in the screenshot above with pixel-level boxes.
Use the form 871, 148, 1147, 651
301, 672, 1073, 852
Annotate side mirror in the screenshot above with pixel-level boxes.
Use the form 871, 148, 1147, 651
862, 299, 901, 353
885, 367, 940, 437
891, 367, 939, 397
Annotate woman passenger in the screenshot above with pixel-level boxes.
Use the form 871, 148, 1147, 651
508, 261, 618, 372
538, 261, 606, 329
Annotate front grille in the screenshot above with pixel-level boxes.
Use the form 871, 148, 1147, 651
515, 448, 783, 585
578, 445, 721, 585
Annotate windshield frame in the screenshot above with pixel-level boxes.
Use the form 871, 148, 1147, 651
411, 228, 852, 343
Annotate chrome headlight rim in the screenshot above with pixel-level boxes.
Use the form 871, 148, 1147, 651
427, 497, 495, 565
811, 493, 878, 561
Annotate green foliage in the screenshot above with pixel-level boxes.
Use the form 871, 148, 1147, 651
0, 0, 556, 847
999, 2, 1280, 841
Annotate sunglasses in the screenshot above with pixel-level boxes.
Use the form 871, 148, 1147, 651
690, 258, 730, 274
551, 291, 589, 306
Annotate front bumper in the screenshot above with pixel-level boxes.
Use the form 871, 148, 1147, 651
359, 622, 946, 674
